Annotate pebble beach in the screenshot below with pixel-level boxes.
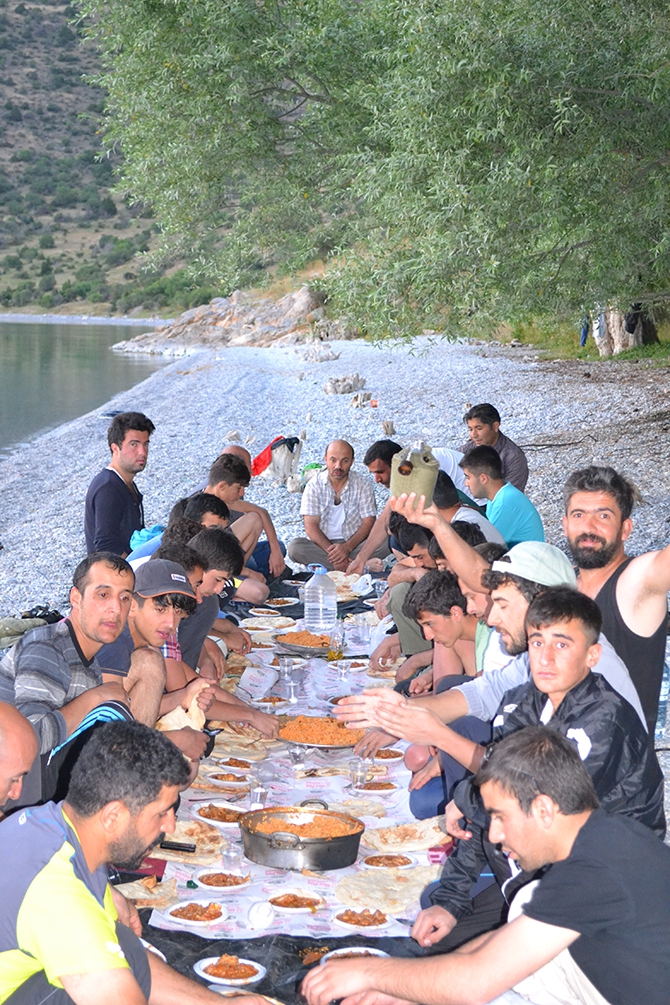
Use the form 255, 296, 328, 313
1, 333, 670, 814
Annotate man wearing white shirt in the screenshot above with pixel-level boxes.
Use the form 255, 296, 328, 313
288, 440, 383, 571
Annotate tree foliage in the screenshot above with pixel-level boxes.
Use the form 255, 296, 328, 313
80, 0, 670, 336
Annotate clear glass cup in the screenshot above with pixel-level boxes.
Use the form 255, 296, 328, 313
222, 846, 243, 874
287, 680, 298, 703
278, 656, 293, 681
337, 659, 351, 681
298, 586, 305, 604
288, 745, 304, 766
250, 784, 268, 809
374, 579, 388, 600
349, 757, 370, 788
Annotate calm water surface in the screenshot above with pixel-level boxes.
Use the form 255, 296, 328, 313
0, 320, 169, 456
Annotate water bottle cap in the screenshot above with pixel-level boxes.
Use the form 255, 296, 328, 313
307, 564, 328, 575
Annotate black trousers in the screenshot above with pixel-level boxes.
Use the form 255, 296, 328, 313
5, 922, 151, 1003
424, 881, 506, 954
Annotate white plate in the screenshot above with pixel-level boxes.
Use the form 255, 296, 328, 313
249, 697, 291, 711
164, 899, 229, 928
248, 607, 283, 617
206, 773, 252, 789
190, 800, 245, 831
195, 870, 253, 893
333, 912, 392, 932
281, 580, 305, 588
194, 957, 266, 986
215, 757, 253, 770
264, 597, 300, 608
320, 947, 389, 964
265, 656, 307, 669
346, 661, 370, 673
353, 783, 399, 797
242, 617, 296, 630
363, 599, 378, 608
140, 939, 166, 962
360, 853, 416, 870
266, 888, 327, 914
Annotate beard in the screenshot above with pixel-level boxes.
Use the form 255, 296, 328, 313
569, 532, 622, 570
497, 626, 528, 656
109, 828, 162, 871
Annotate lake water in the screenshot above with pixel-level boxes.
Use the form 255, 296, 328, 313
0, 319, 169, 456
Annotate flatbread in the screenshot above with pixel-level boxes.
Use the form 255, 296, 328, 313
114, 876, 178, 910
242, 616, 295, 630
210, 721, 263, 740
327, 799, 386, 819
226, 653, 253, 670
156, 680, 209, 732
335, 865, 441, 915
363, 817, 448, 853
151, 818, 227, 864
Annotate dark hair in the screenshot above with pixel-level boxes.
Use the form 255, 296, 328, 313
207, 454, 251, 488
185, 493, 230, 523
481, 556, 545, 603
135, 592, 197, 616
107, 411, 155, 450
402, 569, 467, 620
563, 466, 638, 521
459, 445, 503, 480
397, 521, 434, 553
189, 527, 244, 578
388, 512, 407, 539
167, 497, 189, 524
526, 586, 602, 646
67, 721, 190, 817
363, 439, 402, 467
474, 727, 600, 815
463, 403, 501, 427
73, 553, 134, 593
450, 520, 486, 548
432, 470, 460, 510
474, 542, 507, 564
162, 516, 202, 546
428, 535, 445, 562
153, 542, 208, 575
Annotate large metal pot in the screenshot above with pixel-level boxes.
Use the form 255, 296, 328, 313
239, 801, 364, 871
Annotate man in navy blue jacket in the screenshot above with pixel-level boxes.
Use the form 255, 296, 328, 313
85, 412, 155, 557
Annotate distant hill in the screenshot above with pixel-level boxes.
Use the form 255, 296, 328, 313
0, 0, 217, 315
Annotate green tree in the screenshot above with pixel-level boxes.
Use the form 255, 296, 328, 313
80, 0, 670, 337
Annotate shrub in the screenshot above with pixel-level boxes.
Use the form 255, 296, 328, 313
39, 233, 55, 249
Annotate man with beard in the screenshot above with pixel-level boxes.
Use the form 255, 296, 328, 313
563, 466, 670, 734
0, 721, 265, 1005
288, 439, 382, 571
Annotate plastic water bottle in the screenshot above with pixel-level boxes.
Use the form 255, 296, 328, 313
303, 564, 338, 632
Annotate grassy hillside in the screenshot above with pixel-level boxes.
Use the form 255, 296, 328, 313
0, 0, 217, 315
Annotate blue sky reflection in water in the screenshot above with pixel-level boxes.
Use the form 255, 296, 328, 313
0, 320, 169, 455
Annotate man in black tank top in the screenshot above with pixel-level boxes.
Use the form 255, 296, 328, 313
563, 466, 668, 734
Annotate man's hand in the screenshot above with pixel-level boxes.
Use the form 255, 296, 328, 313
217, 624, 252, 655
251, 710, 280, 738
409, 669, 433, 695
410, 905, 457, 947
332, 688, 404, 729
181, 678, 216, 714
353, 728, 397, 758
200, 638, 227, 680
389, 493, 443, 533
408, 755, 442, 792
166, 726, 208, 761
269, 545, 287, 578
395, 650, 429, 684
110, 886, 142, 937
374, 700, 445, 745
301, 958, 383, 1005
370, 634, 401, 672
327, 542, 351, 571
444, 798, 473, 841
374, 591, 390, 619
346, 555, 365, 576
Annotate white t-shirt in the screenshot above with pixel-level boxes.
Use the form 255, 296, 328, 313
452, 505, 507, 546
432, 447, 473, 498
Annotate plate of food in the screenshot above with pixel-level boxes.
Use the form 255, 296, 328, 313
194, 955, 266, 986
249, 695, 291, 711
348, 660, 371, 672
328, 695, 351, 706
272, 630, 332, 657
248, 607, 284, 617
267, 655, 307, 669
353, 781, 399, 797
267, 888, 327, 914
333, 908, 391, 932
361, 853, 415, 870
195, 870, 253, 892
190, 800, 245, 830
164, 899, 229, 928
243, 616, 296, 631
206, 772, 252, 789
216, 757, 252, 770
320, 947, 389, 964
264, 597, 300, 608
375, 748, 404, 761
278, 714, 365, 748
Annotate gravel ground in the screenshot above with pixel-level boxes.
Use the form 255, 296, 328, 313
1, 335, 669, 810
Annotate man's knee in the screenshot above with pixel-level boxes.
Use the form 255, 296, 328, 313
128, 648, 166, 690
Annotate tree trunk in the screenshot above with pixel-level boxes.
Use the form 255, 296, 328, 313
593, 308, 659, 356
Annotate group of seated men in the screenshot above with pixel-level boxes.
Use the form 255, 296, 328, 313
0, 403, 669, 1004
